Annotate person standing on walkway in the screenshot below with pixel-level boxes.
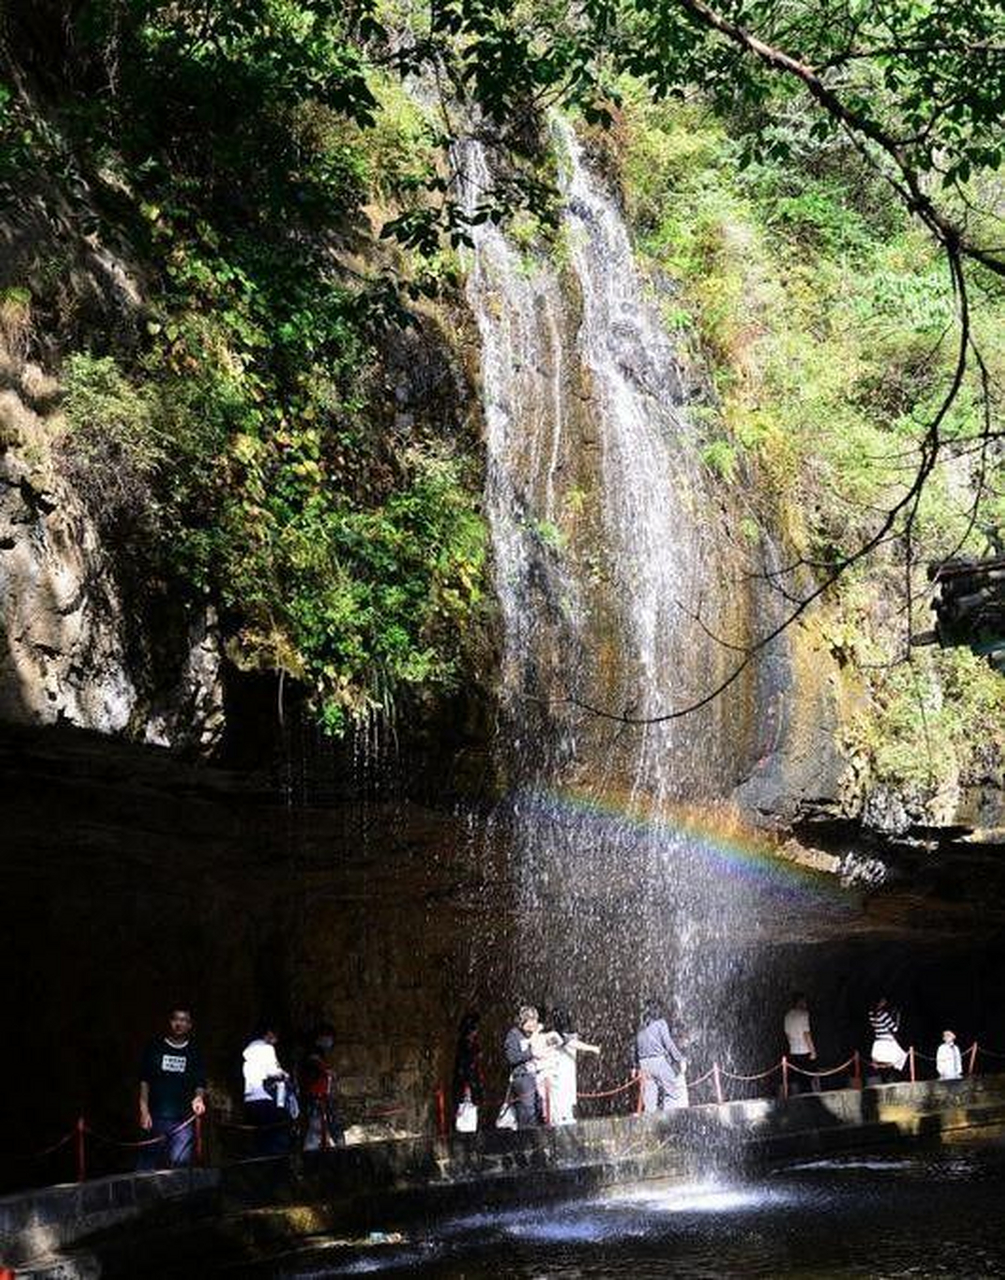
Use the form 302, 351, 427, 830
868, 996, 907, 1080
937, 1029, 963, 1081
300, 1024, 344, 1149
243, 1023, 291, 1156
504, 1006, 546, 1128
452, 1012, 486, 1119
783, 993, 820, 1094
138, 1006, 207, 1169
548, 1009, 601, 1125
635, 1002, 687, 1112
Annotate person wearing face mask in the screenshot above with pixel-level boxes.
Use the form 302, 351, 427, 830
300, 1023, 344, 1149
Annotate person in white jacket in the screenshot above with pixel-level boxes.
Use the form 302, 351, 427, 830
936, 1029, 963, 1081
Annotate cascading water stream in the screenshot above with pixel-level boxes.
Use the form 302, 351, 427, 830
461, 119, 767, 1071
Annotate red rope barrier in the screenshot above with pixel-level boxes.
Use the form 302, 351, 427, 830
6, 1129, 76, 1162
720, 1061, 783, 1082
86, 1115, 195, 1149
787, 1055, 858, 1078
577, 1077, 640, 1100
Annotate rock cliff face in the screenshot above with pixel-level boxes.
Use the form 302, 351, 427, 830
735, 613, 1005, 844
0, 366, 139, 732
0, 388, 224, 748
0, 157, 226, 751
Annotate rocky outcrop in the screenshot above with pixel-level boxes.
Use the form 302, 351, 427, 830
0, 367, 224, 749
0, 378, 138, 732
733, 608, 1005, 845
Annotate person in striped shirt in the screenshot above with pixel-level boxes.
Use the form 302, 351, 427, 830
869, 996, 907, 1079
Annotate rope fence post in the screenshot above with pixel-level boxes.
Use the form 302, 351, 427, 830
852, 1050, 862, 1090
75, 1117, 86, 1184
435, 1085, 448, 1140
781, 1055, 789, 1101
194, 1113, 204, 1165
635, 1070, 644, 1116
968, 1042, 979, 1076
543, 1077, 551, 1127
713, 1062, 724, 1105
908, 1046, 916, 1083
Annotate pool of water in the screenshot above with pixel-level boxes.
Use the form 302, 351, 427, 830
263, 1141, 1005, 1278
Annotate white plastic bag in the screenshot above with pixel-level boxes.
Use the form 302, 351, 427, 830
495, 1100, 517, 1130
455, 1100, 478, 1133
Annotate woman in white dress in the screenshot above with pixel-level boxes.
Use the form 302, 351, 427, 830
542, 1011, 601, 1125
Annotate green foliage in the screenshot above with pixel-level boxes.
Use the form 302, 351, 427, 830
621, 91, 1002, 561
701, 438, 738, 483
8, 0, 490, 731
60, 354, 164, 535
854, 649, 1005, 791
224, 443, 486, 723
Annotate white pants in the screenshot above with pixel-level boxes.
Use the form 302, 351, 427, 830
871, 1038, 907, 1071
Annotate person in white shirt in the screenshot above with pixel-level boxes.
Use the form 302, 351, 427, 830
243, 1024, 291, 1155
783, 993, 819, 1094
936, 1029, 963, 1081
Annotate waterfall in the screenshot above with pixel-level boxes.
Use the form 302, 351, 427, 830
461, 120, 765, 1069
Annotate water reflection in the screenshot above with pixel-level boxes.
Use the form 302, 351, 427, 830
271, 1142, 1005, 1278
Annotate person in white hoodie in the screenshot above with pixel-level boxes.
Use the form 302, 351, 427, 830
936, 1029, 963, 1081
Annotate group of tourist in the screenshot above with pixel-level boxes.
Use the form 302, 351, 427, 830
866, 996, 964, 1082
137, 991, 972, 1166
138, 1007, 343, 1169
457, 993, 971, 1132
786, 992, 965, 1090
452, 1003, 684, 1132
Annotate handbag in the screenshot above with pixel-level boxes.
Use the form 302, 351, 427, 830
455, 1099, 478, 1133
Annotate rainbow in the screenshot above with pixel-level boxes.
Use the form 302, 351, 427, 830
508, 784, 852, 905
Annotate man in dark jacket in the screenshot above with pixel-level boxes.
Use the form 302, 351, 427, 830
138, 1006, 207, 1167
635, 1002, 686, 1112
504, 1005, 544, 1128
